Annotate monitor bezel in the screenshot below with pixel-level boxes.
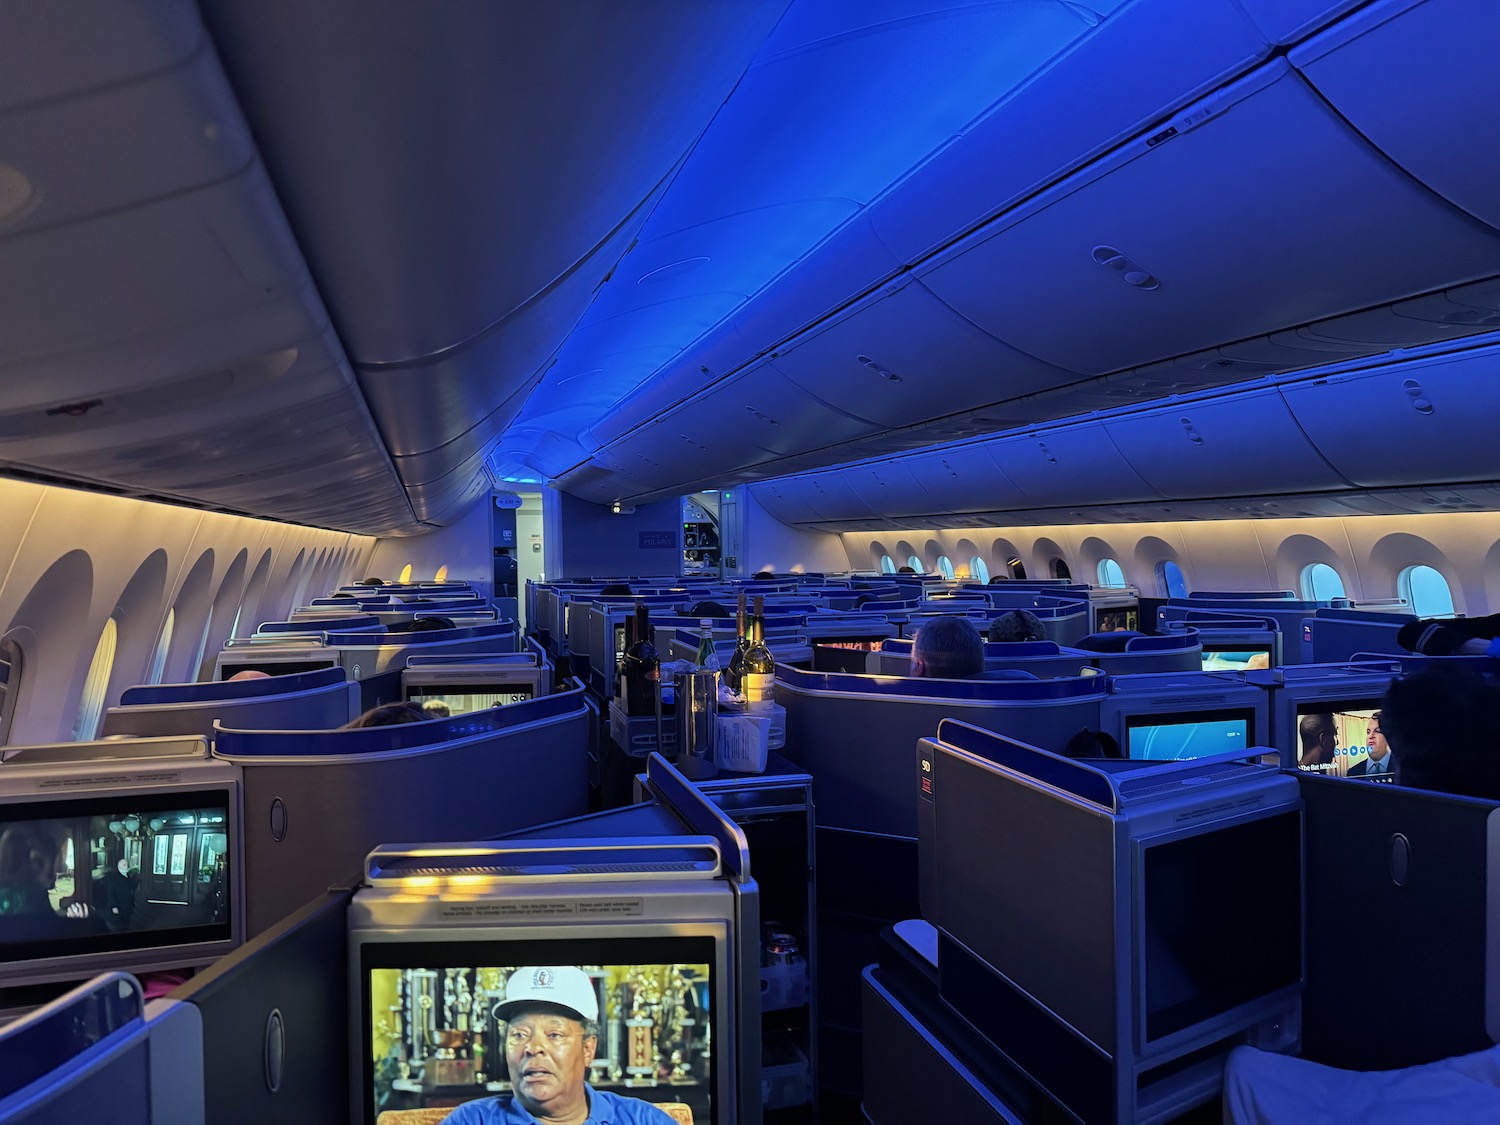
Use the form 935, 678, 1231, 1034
1133, 803, 1304, 1050
1123, 706, 1257, 762
1291, 696, 1384, 777
0, 777, 243, 987
351, 923, 731, 1125
403, 677, 541, 714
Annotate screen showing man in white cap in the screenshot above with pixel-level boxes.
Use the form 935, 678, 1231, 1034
442, 965, 677, 1124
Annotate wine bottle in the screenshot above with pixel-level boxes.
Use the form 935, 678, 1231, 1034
726, 591, 749, 695
615, 609, 637, 705
618, 603, 659, 716
743, 597, 774, 709
694, 618, 721, 674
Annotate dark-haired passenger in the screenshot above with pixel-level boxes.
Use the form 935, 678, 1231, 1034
401, 615, 456, 633
1380, 665, 1500, 801
910, 616, 984, 680
342, 702, 428, 729
989, 609, 1045, 643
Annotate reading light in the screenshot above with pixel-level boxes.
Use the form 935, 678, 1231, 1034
612, 502, 636, 515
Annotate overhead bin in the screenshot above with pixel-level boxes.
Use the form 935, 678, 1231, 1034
989, 422, 1160, 508
1233, 0, 1367, 43
1281, 341, 1500, 489
753, 474, 885, 526
1291, 0, 1500, 232
840, 462, 946, 522
916, 58, 1500, 377
0, 3, 201, 112
0, 32, 252, 239
766, 279, 1075, 427
867, 0, 1275, 262
1102, 387, 1350, 497
904, 446, 1031, 516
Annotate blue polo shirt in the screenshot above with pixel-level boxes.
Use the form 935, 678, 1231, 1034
441, 1087, 678, 1124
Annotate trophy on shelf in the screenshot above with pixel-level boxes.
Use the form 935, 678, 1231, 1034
623, 966, 661, 1087
427, 968, 476, 1087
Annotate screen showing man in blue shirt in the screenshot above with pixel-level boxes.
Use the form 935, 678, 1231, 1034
443, 965, 675, 1125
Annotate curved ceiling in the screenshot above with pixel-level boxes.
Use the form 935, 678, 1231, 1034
3, 0, 1499, 535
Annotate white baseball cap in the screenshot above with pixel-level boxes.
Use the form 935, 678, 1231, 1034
497, 966, 599, 1023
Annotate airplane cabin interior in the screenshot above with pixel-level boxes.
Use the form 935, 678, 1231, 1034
4, 1, 1500, 1122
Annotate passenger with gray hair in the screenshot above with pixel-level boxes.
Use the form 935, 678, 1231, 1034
911, 615, 985, 680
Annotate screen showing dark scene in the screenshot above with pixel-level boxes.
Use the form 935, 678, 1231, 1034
1201, 646, 1273, 672
1126, 711, 1252, 761
1142, 810, 1301, 1042
362, 937, 715, 1125
219, 658, 337, 680
1096, 607, 1140, 632
406, 683, 535, 717
1294, 701, 1386, 779
0, 791, 232, 960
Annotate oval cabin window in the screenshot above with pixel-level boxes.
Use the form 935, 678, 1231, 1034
906, 555, 924, 573
398, 564, 414, 584
969, 556, 990, 583
1301, 563, 1346, 601
74, 617, 118, 741
1399, 565, 1455, 617
1051, 558, 1072, 580
879, 555, 895, 574
1158, 560, 1187, 599
936, 556, 954, 579
0, 636, 23, 745
147, 608, 175, 685
1008, 556, 1027, 580
1097, 559, 1126, 588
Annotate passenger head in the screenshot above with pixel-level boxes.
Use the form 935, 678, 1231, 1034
896, 565, 918, 575
0, 822, 63, 891
226, 669, 272, 682
1380, 666, 1500, 801
498, 966, 601, 1120
684, 600, 731, 619
989, 610, 1046, 643
987, 574, 1009, 584
420, 699, 452, 719
358, 577, 386, 587
330, 592, 357, 601
1297, 712, 1337, 767
910, 616, 985, 680
342, 702, 428, 729
753, 570, 777, 581
598, 583, 633, 596
403, 616, 456, 632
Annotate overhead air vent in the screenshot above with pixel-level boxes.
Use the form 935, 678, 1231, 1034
1092, 245, 1160, 290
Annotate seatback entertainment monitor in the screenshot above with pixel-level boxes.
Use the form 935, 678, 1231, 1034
401, 660, 547, 716
0, 747, 243, 988
348, 846, 737, 1125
